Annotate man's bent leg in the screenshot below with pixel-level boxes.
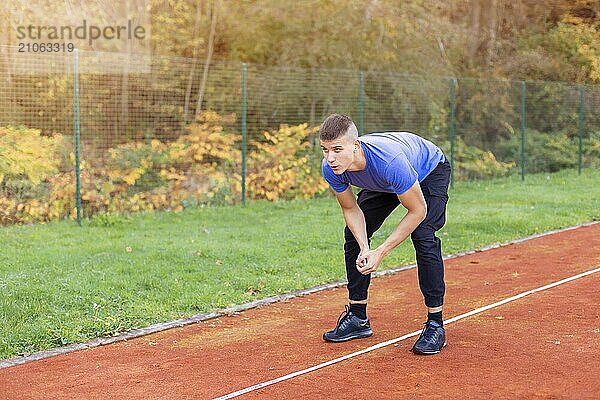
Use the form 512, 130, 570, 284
344, 190, 399, 302
324, 190, 398, 343
413, 160, 450, 309
412, 227, 445, 308
411, 160, 450, 355
411, 227, 447, 355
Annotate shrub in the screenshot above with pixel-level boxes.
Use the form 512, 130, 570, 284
167, 111, 241, 206
439, 137, 515, 180
495, 129, 600, 174
0, 126, 71, 224
247, 123, 329, 200
0, 126, 65, 200
12, 113, 593, 225
88, 112, 242, 213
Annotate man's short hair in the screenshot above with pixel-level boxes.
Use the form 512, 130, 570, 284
320, 114, 357, 141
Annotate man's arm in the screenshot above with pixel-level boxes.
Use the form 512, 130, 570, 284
357, 180, 427, 275
335, 187, 369, 252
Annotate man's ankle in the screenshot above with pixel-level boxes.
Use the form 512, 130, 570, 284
349, 303, 367, 319
427, 310, 443, 326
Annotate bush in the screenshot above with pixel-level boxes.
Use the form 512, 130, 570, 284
439, 137, 515, 180
247, 123, 329, 201
495, 129, 600, 174
167, 111, 241, 206
11, 113, 593, 225
88, 112, 242, 213
0, 126, 70, 224
582, 131, 600, 169
0, 126, 65, 199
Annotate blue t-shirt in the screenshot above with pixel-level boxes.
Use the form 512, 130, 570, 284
322, 132, 445, 195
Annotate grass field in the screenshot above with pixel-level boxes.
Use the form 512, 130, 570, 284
1, 168, 599, 360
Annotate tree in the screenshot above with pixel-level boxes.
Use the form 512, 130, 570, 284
184, 0, 204, 122
195, 0, 220, 118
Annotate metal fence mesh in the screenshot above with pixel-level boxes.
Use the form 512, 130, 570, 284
0, 45, 598, 224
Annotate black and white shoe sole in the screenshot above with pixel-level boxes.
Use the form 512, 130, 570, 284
411, 341, 447, 355
322, 329, 373, 343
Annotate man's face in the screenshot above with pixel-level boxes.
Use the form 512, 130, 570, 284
320, 131, 358, 175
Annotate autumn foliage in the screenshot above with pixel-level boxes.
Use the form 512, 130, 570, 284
2, 110, 596, 225
247, 124, 328, 201
0, 113, 328, 225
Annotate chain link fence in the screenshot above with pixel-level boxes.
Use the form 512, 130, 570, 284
1, 45, 598, 224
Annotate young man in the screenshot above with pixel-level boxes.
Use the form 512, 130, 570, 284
319, 113, 451, 355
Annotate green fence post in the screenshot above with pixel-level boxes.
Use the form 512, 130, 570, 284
449, 78, 456, 187
73, 49, 82, 226
520, 81, 526, 181
578, 84, 584, 175
358, 71, 364, 135
241, 63, 247, 206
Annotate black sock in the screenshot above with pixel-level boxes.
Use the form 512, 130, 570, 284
428, 311, 443, 325
349, 303, 367, 319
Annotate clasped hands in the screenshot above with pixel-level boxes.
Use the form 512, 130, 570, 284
356, 247, 384, 275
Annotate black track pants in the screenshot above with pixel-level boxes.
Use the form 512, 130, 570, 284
343, 160, 451, 308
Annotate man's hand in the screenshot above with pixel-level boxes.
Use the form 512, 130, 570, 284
355, 181, 427, 276
356, 247, 369, 268
356, 248, 384, 275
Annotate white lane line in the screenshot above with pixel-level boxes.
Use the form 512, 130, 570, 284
213, 266, 600, 400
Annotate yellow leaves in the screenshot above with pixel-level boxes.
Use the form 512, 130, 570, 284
178, 119, 240, 165
0, 197, 17, 225
139, 159, 150, 169
122, 168, 143, 185
553, 22, 600, 83
100, 182, 115, 194
150, 193, 168, 209
578, 43, 600, 82
264, 131, 278, 144
0, 126, 62, 185
247, 123, 327, 201
1, 113, 329, 225
168, 143, 187, 161
197, 111, 221, 123
150, 139, 162, 150
160, 168, 185, 181
196, 111, 236, 125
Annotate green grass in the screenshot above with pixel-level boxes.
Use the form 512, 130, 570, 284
1, 168, 599, 360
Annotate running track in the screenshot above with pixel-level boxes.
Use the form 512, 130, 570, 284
1, 223, 599, 399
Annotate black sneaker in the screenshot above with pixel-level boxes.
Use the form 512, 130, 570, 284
323, 305, 373, 342
411, 319, 447, 355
